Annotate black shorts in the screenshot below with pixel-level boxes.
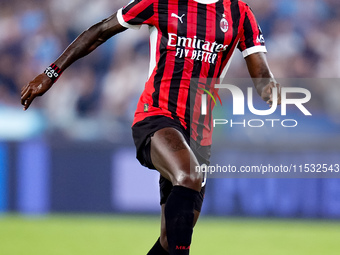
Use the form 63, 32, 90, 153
132, 115, 211, 212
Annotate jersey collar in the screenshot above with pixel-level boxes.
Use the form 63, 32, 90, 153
194, 0, 219, 4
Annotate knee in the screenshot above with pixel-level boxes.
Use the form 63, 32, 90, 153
176, 171, 202, 191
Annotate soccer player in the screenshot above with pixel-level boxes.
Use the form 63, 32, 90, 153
21, 0, 280, 254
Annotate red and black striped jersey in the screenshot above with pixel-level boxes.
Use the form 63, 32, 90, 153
117, 0, 266, 146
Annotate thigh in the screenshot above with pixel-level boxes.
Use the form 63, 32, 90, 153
150, 127, 202, 191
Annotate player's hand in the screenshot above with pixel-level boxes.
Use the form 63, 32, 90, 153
261, 82, 281, 107
21, 73, 53, 110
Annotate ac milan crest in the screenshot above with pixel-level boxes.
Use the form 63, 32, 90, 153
220, 15, 229, 33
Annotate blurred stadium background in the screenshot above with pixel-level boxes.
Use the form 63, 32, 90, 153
0, 0, 340, 254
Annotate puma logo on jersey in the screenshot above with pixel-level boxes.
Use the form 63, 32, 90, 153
171, 13, 185, 24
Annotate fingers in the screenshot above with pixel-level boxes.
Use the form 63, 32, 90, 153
276, 83, 282, 105
271, 83, 281, 106
21, 84, 29, 103
22, 96, 33, 111
268, 83, 275, 106
21, 85, 31, 110
20, 83, 37, 110
23, 95, 35, 110
21, 73, 51, 110
266, 99, 272, 107
261, 83, 272, 103
263, 82, 281, 107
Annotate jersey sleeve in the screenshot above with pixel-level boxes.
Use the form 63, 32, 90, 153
237, 5, 267, 58
117, 0, 155, 30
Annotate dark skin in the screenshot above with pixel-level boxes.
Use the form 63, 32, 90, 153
21, 11, 281, 252
21, 13, 126, 110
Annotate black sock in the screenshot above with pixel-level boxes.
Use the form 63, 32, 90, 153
165, 186, 199, 255
147, 238, 169, 255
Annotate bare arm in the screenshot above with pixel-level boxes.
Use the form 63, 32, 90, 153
54, 13, 126, 70
245, 52, 281, 106
21, 12, 126, 110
